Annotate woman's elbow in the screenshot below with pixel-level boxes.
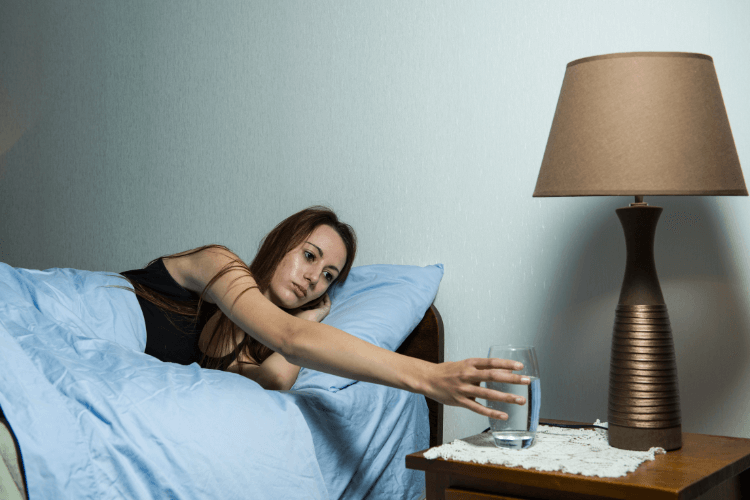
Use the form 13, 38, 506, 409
271, 378, 296, 392
255, 373, 295, 391
257, 378, 283, 391
275, 318, 303, 363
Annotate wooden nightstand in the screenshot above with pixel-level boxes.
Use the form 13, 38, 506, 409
405, 421, 750, 499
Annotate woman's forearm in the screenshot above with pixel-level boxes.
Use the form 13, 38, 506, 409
245, 352, 301, 391
238, 363, 300, 391
283, 320, 431, 396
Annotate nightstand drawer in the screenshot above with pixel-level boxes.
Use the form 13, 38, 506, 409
445, 488, 526, 500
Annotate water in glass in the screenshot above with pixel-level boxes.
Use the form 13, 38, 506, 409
487, 377, 541, 449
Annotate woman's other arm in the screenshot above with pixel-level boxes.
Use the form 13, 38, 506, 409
235, 353, 300, 391
228, 296, 326, 390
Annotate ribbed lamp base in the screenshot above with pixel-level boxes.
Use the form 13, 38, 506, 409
608, 304, 682, 451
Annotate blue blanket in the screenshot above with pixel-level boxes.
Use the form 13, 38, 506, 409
0, 263, 427, 499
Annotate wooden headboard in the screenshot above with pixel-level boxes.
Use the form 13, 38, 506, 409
395, 304, 444, 448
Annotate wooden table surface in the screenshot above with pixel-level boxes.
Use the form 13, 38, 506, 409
405, 420, 750, 499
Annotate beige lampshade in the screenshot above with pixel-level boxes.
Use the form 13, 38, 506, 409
534, 52, 747, 197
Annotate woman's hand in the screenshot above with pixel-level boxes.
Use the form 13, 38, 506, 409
289, 293, 331, 323
424, 358, 531, 420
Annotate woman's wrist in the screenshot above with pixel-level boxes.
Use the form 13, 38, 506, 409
398, 355, 433, 397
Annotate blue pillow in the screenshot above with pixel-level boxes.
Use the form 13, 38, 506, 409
290, 263, 444, 392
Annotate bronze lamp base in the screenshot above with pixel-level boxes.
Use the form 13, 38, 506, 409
608, 199, 682, 451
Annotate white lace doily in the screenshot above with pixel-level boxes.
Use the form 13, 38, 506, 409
423, 420, 666, 478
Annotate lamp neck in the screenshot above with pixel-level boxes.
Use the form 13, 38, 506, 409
630, 195, 648, 207
615, 204, 665, 305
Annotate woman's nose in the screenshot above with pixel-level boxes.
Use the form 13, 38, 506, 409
304, 268, 318, 286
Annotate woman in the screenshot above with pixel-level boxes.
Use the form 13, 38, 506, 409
117, 206, 529, 421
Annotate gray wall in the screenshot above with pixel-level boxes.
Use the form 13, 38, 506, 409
2, 0, 749, 444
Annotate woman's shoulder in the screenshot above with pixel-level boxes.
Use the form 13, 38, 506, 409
162, 246, 247, 303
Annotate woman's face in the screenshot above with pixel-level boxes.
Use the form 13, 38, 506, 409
264, 224, 348, 309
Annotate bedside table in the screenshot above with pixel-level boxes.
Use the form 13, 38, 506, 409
405, 420, 750, 500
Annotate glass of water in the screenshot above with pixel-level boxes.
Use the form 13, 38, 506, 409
486, 345, 541, 449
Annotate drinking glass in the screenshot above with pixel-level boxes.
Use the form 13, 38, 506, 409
486, 345, 541, 449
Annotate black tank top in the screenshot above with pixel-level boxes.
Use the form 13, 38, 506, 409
120, 258, 234, 367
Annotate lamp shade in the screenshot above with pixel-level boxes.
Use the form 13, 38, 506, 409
534, 52, 747, 197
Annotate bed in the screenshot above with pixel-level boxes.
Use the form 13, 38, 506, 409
0, 261, 444, 500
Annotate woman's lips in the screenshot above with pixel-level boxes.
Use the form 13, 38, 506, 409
292, 283, 307, 298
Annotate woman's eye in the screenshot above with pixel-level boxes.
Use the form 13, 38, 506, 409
304, 251, 314, 261
324, 272, 333, 282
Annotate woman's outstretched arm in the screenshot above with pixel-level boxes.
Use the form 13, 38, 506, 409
171, 247, 529, 420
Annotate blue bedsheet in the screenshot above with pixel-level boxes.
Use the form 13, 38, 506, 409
288, 375, 427, 499
0, 263, 427, 499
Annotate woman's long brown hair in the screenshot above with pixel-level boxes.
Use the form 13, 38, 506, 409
110, 206, 357, 370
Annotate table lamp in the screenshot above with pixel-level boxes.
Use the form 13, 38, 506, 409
534, 52, 747, 451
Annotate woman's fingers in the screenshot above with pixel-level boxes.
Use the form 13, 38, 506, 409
460, 382, 526, 406
469, 358, 531, 386
476, 357, 524, 371
463, 398, 509, 420
459, 391, 512, 420
479, 385, 525, 404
